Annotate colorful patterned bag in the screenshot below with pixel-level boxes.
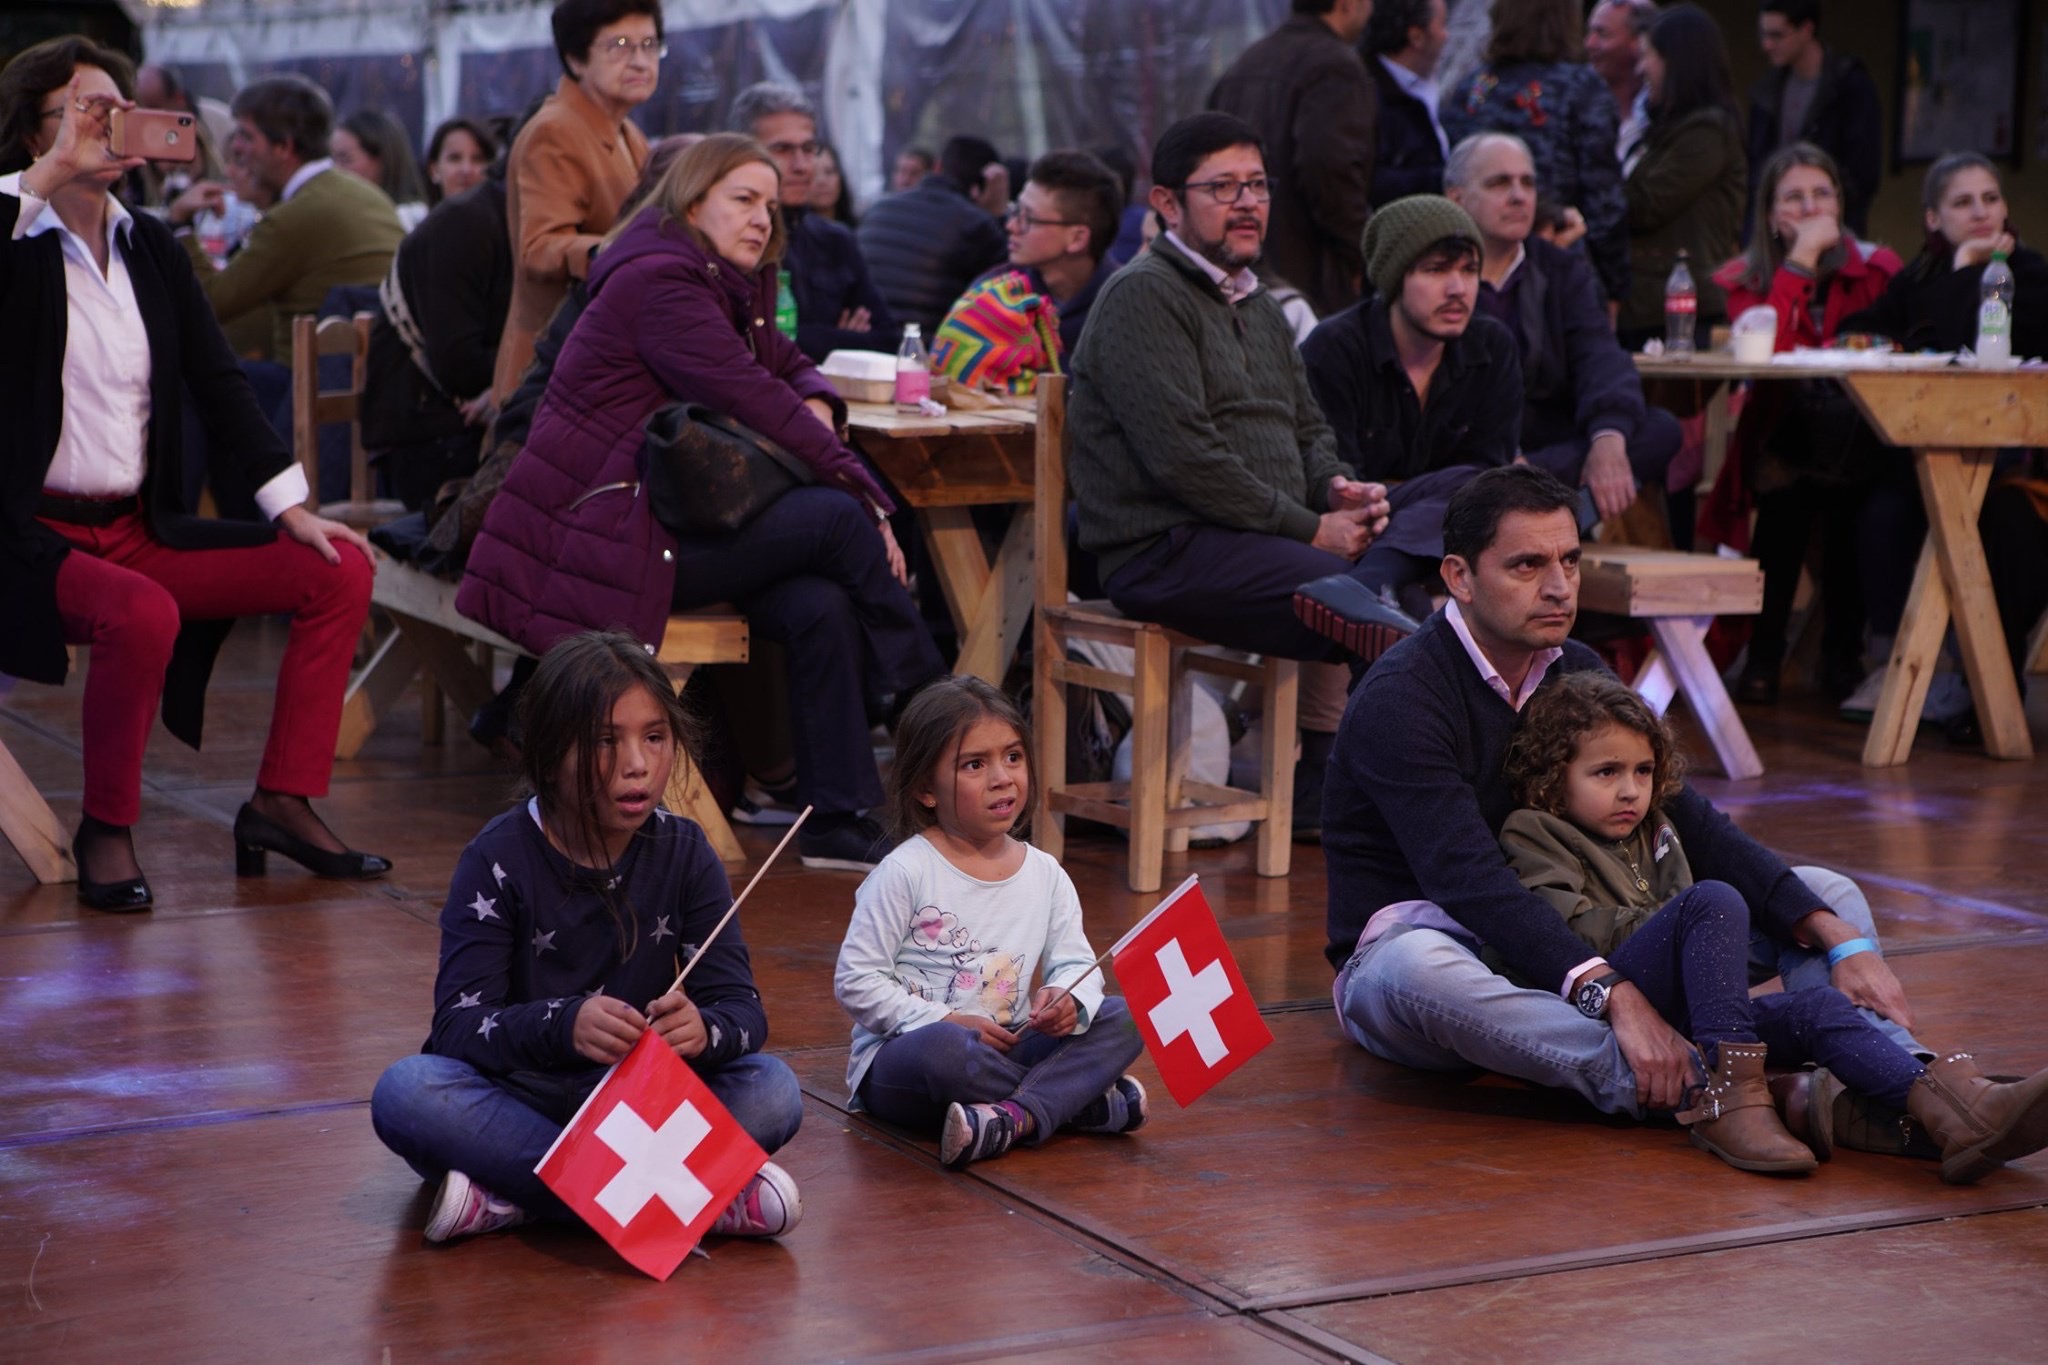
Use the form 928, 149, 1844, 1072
932, 270, 1063, 395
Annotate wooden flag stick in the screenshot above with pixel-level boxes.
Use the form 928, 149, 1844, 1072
668, 806, 812, 993
1029, 944, 1115, 1023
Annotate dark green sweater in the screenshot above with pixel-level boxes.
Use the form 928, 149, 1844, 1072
1067, 242, 1349, 579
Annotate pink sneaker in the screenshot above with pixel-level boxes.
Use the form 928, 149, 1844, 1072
708, 1160, 802, 1238
423, 1169, 531, 1243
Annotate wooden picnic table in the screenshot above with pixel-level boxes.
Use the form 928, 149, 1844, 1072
1637, 354, 2045, 765
846, 399, 1037, 685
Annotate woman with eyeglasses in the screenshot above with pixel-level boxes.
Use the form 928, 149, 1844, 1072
1707, 143, 1901, 706
490, 0, 661, 401
0, 37, 385, 911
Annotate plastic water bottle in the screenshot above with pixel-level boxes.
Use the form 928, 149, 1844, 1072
774, 270, 799, 340
895, 323, 931, 410
1978, 251, 2014, 367
1664, 250, 1696, 356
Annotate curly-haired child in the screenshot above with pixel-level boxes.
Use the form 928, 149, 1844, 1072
1501, 671, 2048, 1183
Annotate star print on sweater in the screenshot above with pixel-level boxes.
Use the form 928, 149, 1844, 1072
425, 804, 771, 1075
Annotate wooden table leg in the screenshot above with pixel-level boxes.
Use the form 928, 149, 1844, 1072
0, 731, 76, 883
1647, 615, 1763, 780
951, 511, 1034, 685
1916, 448, 2032, 760
1863, 450, 2028, 764
920, 506, 993, 640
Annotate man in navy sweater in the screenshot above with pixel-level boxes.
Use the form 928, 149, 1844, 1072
1322, 465, 1923, 1120
1445, 132, 1682, 524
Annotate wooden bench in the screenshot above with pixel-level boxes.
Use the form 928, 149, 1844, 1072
1578, 546, 1766, 780
342, 554, 751, 862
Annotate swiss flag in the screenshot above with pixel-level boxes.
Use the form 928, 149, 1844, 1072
1111, 875, 1273, 1107
535, 1030, 767, 1279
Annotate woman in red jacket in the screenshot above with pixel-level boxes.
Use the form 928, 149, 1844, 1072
1711, 143, 1901, 704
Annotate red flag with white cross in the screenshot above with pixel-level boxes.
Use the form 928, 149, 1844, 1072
1111, 875, 1273, 1107
535, 1030, 767, 1279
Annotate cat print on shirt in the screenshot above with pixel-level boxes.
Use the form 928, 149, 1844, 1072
900, 904, 1029, 1029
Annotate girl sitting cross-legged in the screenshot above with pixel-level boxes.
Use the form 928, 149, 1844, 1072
834, 675, 1147, 1169
370, 630, 805, 1243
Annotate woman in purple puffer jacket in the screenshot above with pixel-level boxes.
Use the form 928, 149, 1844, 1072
460, 134, 942, 872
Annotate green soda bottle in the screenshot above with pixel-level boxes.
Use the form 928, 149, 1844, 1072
775, 269, 799, 340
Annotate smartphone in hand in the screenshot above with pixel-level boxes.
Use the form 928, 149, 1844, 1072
108, 108, 199, 163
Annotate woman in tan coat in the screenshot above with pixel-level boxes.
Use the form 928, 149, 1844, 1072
491, 0, 660, 400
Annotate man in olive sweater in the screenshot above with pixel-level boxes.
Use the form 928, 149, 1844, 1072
1325, 465, 1926, 1124
1067, 112, 1394, 813
168, 75, 404, 363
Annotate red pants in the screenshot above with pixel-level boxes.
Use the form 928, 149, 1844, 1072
45, 512, 373, 826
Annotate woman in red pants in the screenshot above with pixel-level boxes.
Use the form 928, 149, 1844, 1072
0, 38, 388, 911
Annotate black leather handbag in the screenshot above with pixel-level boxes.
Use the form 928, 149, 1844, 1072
643, 403, 814, 535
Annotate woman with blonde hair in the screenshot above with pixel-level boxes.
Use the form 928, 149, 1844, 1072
460, 134, 941, 873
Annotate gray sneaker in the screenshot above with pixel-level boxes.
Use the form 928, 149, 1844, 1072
1840, 667, 1972, 723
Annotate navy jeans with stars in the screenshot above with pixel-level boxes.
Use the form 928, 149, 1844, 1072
371, 1051, 804, 1220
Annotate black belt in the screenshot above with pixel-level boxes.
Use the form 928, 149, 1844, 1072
38, 492, 140, 527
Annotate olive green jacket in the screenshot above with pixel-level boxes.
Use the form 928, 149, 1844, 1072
183, 166, 404, 360
1498, 807, 1694, 963
1621, 106, 1747, 334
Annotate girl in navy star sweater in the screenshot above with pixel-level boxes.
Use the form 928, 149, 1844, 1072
370, 631, 804, 1243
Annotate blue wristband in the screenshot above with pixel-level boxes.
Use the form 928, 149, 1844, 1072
1826, 937, 1876, 967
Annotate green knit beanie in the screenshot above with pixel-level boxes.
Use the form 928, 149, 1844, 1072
1361, 195, 1482, 301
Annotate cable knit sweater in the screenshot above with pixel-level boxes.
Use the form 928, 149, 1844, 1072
1067, 242, 1349, 579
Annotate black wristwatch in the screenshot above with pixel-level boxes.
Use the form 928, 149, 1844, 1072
1573, 970, 1625, 1020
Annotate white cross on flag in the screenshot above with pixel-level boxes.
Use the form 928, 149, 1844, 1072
1110, 875, 1273, 1107
534, 1030, 767, 1279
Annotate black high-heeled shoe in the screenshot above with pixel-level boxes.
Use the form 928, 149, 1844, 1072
73, 820, 152, 914
233, 803, 392, 880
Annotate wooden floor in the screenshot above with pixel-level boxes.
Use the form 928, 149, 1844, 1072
5, 620, 2048, 1363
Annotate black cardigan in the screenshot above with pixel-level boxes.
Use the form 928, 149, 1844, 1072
1, 193, 294, 747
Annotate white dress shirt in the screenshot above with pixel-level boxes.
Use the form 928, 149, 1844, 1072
1379, 54, 1451, 158
8, 172, 308, 518
1165, 230, 1263, 304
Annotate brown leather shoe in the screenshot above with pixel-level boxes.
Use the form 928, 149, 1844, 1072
1767, 1069, 1834, 1161
1680, 1043, 1818, 1174
1907, 1053, 2048, 1185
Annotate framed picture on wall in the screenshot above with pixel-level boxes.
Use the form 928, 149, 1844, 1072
1895, 0, 2026, 168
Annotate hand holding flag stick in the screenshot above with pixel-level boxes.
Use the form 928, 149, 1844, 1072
537, 806, 813, 1281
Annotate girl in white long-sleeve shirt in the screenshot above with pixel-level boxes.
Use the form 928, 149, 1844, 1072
834, 676, 1145, 1168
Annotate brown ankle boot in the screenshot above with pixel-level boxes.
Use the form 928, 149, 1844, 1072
1769, 1068, 1945, 1162
1680, 1043, 1818, 1174
1906, 1053, 2048, 1185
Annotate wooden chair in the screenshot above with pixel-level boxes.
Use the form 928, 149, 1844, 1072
1028, 377, 1298, 894
1578, 546, 1765, 780
0, 728, 74, 885
290, 312, 406, 529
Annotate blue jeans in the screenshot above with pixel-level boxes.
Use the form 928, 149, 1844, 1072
857, 998, 1143, 1142
370, 1052, 804, 1221
1334, 865, 1924, 1118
